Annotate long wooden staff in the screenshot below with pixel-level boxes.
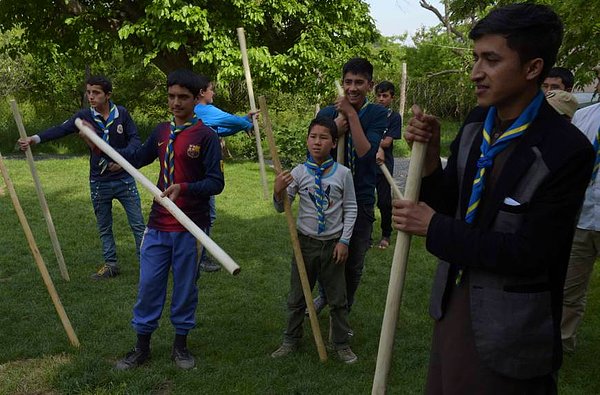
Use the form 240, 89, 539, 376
258, 95, 328, 362
399, 63, 407, 119
0, 152, 80, 347
236, 27, 269, 200
75, 119, 241, 276
334, 81, 346, 162
372, 108, 428, 394
379, 164, 404, 200
10, 99, 70, 281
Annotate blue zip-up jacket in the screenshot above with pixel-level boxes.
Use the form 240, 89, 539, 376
194, 103, 253, 137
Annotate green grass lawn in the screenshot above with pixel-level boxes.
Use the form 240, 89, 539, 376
0, 157, 598, 394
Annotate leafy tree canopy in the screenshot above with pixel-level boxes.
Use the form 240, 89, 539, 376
0, 0, 380, 95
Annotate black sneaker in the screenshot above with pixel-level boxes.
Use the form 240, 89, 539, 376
115, 347, 150, 370
172, 347, 196, 370
91, 264, 120, 280
199, 257, 220, 272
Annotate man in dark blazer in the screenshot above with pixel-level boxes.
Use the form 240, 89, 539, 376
392, 3, 594, 394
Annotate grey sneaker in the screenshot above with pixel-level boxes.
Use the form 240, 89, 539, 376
270, 343, 297, 358
115, 347, 150, 370
91, 264, 120, 280
171, 347, 196, 370
336, 347, 358, 364
199, 257, 221, 272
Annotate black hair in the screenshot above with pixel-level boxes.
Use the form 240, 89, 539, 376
197, 74, 212, 92
342, 57, 374, 81
167, 69, 202, 97
86, 75, 112, 94
308, 116, 338, 141
469, 3, 563, 83
375, 81, 396, 96
547, 67, 574, 90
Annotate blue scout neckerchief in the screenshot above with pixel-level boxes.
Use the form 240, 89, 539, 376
92, 101, 118, 174
304, 155, 335, 234
344, 99, 370, 174
465, 90, 545, 224
92, 101, 118, 143
162, 116, 198, 188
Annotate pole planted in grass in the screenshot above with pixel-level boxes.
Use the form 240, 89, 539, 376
372, 106, 428, 394
10, 99, 70, 281
334, 81, 346, 163
0, 152, 80, 347
237, 27, 269, 200
259, 95, 328, 362
75, 119, 241, 276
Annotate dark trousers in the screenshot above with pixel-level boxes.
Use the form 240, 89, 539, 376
284, 234, 351, 348
319, 204, 374, 310
426, 273, 557, 395
376, 172, 393, 239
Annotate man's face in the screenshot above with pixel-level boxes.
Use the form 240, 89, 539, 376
541, 77, 567, 93
470, 34, 539, 117
342, 72, 373, 108
168, 84, 198, 122
86, 84, 111, 109
376, 91, 393, 108
307, 125, 336, 162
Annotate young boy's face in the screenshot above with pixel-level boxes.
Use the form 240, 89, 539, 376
470, 34, 539, 115
307, 125, 336, 162
376, 91, 393, 108
200, 83, 215, 104
342, 72, 373, 108
86, 84, 111, 109
168, 84, 198, 122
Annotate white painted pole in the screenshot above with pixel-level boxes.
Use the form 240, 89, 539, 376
0, 152, 80, 347
399, 63, 407, 119
75, 119, 241, 276
372, 140, 427, 394
259, 95, 328, 362
236, 27, 269, 200
10, 99, 70, 281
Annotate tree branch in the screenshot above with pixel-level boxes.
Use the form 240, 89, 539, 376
419, 0, 465, 42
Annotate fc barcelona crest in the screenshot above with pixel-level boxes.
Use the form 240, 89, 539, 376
187, 144, 201, 158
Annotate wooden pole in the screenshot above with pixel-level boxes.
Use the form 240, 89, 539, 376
372, 140, 427, 394
0, 152, 80, 347
236, 27, 269, 200
75, 119, 241, 276
259, 95, 328, 362
399, 63, 407, 119
379, 164, 404, 200
334, 81, 346, 162
10, 99, 70, 281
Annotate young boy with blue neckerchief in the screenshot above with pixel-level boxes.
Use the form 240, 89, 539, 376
271, 116, 358, 363
114, 69, 224, 371
17, 75, 145, 280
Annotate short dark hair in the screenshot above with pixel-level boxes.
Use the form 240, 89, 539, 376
197, 74, 212, 92
547, 67, 574, 90
86, 75, 112, 94
375, 81, 396, 96
167, 69, 202, 97
342, 57, 374, 81
469, 3, 563, 83
308, 116, 338, 141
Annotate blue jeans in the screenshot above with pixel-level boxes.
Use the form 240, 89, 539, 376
90, 176, 145, 267
200, 195, 217, 262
